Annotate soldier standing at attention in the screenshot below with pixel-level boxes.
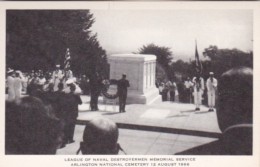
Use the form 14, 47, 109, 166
206, 72, 218, 111
192, 74, 204, 111
117, 74, 130, 113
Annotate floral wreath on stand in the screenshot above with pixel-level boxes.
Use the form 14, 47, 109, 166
101, 79, 119, 99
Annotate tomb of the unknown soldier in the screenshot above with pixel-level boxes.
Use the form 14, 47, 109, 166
108, 54, 159, 104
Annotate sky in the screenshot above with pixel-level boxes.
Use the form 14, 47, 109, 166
90, 10, 253, 61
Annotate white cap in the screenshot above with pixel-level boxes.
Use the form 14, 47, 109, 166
66, 79, 74, 85
15, 70, 22, 74
7, 68, 14, 73
56, 64, 60, 67
209, 72, 214, 75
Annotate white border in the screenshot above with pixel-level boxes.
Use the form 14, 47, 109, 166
0, 1, 259, 167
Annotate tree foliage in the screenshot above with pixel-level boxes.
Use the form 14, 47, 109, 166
169, 45, 253, 82
138, 43, 173, 81
170, 60, 193, 81
202, 45, 253, 78
139, 43, 173, 68
6, 10, 107, 76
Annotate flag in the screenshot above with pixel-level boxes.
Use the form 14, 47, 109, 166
195, 40, 202, 75
64, 48, 71, 71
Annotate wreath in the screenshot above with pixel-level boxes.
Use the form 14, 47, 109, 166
101, 79, 119, 99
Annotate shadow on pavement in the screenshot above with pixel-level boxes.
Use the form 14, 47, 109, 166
180, 109, 195, 113
167, 114, 189, 118
195, 111, 212, 114
102, 112, 121, 115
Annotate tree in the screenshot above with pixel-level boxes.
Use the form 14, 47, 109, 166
6, 10, 107, 77
202, 45, 253, 78
170, 60, 192, 81
138, 43, 173, 81
168, 45, 253, 83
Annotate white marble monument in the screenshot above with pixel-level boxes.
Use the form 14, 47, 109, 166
108, 54, 159, 104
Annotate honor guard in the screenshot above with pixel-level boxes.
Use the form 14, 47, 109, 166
192, 75, 204, 111
206, 72, 218, 111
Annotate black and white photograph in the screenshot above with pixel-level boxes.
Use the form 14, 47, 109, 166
2, 1, 259, 166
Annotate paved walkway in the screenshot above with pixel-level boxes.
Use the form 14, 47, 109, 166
57, 95, 221, 155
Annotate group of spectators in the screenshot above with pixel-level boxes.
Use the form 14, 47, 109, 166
5, 67, 252, 155
5, 68, 121, 154
158, 80, 178, 102
158, 72, 218, 111
6, 66, 91, 99
6, 66, 80, 148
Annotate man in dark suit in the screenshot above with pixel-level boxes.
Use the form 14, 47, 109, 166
117, 74, 130, 113
89, 72, 102, 111
176, 67, 252, 155
63, 84, 82, 145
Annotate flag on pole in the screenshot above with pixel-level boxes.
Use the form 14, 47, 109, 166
64, 48, 71, 71
195, 40, 202, 75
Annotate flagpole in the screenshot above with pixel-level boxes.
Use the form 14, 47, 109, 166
195, 39, 197, 50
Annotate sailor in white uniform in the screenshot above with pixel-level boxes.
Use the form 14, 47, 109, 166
13, 70, 25, 100
52, 64, 64, 92
192, 75, 204, 111
206, 72, 218, 111
6, 69, 15, 101
63, 78, 82, 94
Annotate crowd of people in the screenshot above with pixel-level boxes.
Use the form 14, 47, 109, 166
158, 72, 218, 111
6, 65, 84, 150
5, 66, 252, 155
158, 80, 178, 102
6, 64, 131, 112
6, 65, 84, 99
5, 64, 130, 154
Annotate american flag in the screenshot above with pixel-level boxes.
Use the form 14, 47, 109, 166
64, 48, 71, 71
195, 41, 202, 75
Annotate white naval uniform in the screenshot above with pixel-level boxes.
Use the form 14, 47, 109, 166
63, 77, 82, 94
7, 76, 15, 101
206, 77, 218, 108
13, 73, 25, 100
192, 77, 204, 108
52, 70, 64, 92
63, 83, 82, 94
